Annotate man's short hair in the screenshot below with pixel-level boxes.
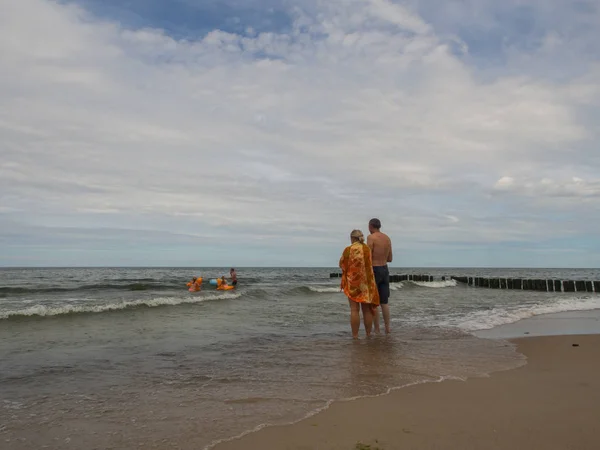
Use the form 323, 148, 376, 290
369, 218, 381, 229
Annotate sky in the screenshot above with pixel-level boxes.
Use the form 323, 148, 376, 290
1, 0, 599, 267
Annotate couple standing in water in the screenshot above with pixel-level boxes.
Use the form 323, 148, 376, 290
339, 218, 393, 339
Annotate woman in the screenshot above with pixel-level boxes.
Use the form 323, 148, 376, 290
339, 229, 380, 339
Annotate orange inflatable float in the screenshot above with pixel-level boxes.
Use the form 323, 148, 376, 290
187, 277, 203, 292
215, 277, 234, 291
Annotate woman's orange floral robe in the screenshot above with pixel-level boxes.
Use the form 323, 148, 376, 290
339, 242, 380, 305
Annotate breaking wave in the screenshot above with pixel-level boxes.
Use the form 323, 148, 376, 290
453, 295, 600, 331
304, 280, 457, 294
410, 280, 458, 288
307, 286, 342, 293
0, 293, 242, 320
0, 282, 181, 294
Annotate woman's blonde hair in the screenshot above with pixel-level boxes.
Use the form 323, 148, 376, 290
350, 229, 364, 243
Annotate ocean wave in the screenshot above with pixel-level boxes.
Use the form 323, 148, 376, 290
304, 280, 456, 294
0, 282, 183, 295
0, 293, 242, 320
307, 286, 342, 293
0, 277, 267, 295
455, 295, 600, 331
410, 280, 458, 288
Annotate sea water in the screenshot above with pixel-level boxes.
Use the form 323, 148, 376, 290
1, 267, 599, 449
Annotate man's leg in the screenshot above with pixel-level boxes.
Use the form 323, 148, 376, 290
348, 299, 360, 339
378, 267, 391, 334
373, 306, 381, 334
360, 303, 373, 337
382, 304, 391, 334
372, 266, 380, 334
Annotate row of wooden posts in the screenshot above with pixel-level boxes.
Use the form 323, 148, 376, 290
449, 276, 599, 293
329, 273, 600, 293
329, 273, 434, 282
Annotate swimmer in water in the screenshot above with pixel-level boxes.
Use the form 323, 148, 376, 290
187, 276, 202, 291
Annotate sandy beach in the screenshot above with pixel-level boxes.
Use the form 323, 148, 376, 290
214, 333, 600, 450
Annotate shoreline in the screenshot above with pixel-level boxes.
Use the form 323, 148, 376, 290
212, 310, 600, 450
474, 308, 600, 339
204, 375, 458, 450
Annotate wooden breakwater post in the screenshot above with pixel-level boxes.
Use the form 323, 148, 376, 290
329, 273, 600, 293
329, 273, 433, 282
449, 276, 599, 293
388, 274, 435, 282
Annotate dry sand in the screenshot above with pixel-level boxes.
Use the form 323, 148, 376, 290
213, 334, 600, 450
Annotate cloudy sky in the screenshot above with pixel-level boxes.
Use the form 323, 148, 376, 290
1, 0, 599, 267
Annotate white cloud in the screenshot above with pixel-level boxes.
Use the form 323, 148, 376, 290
1, 0, 599, 265
495, 177, 515, 189
493, 176, 600, 199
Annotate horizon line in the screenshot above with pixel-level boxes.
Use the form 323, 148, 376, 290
1, 265, 599, 270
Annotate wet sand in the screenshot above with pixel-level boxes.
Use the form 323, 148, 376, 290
214, 333, 600, 450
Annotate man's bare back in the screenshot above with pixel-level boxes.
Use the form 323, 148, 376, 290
367, 231, 392, 267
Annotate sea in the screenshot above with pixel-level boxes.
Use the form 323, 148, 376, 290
2, 267, 600, 449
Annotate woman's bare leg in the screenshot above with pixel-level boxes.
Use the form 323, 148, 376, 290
360, 303, 373, 337
348, 299, 360, 339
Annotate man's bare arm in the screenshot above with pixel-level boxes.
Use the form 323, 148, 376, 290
367, 234, 374, 252
387, 240, 393, 263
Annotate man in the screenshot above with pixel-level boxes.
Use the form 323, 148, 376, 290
229, 268, 237, 287
367, 218, 393, 334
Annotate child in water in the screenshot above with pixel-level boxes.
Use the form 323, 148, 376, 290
187, 276, 202, 292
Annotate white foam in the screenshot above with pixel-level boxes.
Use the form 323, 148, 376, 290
455, 296, 600, 331
0, 293, 242, 319
308, 287, 342, 293
310, 284, 408, 293
311, 283, 407, 293
411, 280, 458, 288
202, 376, 446, 450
